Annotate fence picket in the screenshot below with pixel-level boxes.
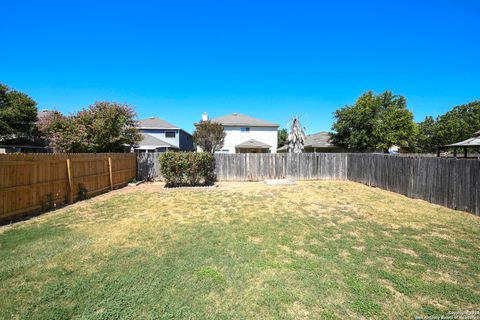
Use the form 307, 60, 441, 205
0, 153, 136, 221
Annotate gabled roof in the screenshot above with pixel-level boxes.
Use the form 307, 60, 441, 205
138, 117, 179, 129
37, 109, 55, 121
210, 113, 279, 127
236, 139, 272, 149
277, 131, 337, 151
136, 134, 178, 149
305, 132, 334, 148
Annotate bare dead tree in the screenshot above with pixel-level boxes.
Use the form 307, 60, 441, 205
287, 116, 306, 153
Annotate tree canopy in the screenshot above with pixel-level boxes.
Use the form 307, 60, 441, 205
278, 128, 288, 148
331, 91, 417, 152
41, 102, 141, 152
0, 83, 38, 143
192, 121, 226, 153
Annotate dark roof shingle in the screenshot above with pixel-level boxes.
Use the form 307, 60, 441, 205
210, 113, 279, 127
137, 134, 178, 149
235, 139, 272, 149
277, 131, 336, 151
138, 117, 179, 129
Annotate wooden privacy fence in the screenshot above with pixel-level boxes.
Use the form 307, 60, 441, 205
137, 152, 162, 181
346, 154, 480, 216
0, 153, 136, 222
214, 153, 348, 180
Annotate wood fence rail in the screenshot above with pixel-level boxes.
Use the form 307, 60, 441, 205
0, 153, 136, 222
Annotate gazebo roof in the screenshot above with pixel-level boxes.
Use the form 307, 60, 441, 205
444, 130, 480, 147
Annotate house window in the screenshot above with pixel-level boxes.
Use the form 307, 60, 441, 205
241, 127, 250, 132
165, 131, 176, 138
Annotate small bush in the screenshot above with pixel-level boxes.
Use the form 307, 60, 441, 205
159, 152, 216, 187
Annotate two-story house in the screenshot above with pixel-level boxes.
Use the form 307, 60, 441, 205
134, 117, 194, 153
197, 112, 279, 153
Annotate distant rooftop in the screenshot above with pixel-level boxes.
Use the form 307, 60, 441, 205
235, 139, 272, 149
37, 109, 56, 121
138, 117, 180, 129
277, 131, 336, 151
209, 113, 279, 127
444, 130, 480, 147
136, 133, 178, 149
304, 131, 334, 148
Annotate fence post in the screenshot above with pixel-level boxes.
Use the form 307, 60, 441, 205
108, 157, 113, 190
66, 158, 73, 204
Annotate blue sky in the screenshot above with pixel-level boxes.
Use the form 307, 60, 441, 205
2, 0, 479, 134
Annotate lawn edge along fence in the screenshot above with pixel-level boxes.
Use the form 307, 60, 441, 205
138, 152, 479, 215
0, 153, 136, 222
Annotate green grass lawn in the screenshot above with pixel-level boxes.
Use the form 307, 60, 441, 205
1, 181, 479, 319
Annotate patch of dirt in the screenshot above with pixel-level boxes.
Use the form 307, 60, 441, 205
397, 248, 419, 258
294, 249, 316, 259
352, 246, 366, 252
288, 301, 310, 320
248, 236, 262, 244
339, 250, 350, 258
278, 244, 292, 253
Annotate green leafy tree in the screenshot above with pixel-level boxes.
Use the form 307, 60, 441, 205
43, 102, 141, 152
416, 116, 439, 152
434, 100, 480, 145
414, 100, 480, 152
331, 91, 417, 152
0, 83, 38, 143
278, 128, 288, 148
193, 120, 226, 153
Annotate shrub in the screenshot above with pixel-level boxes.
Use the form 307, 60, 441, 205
159, 152, 216, 187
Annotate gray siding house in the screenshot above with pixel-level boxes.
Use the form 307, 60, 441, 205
134, 117, 194, 153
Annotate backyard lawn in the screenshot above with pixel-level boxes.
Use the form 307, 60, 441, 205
1, 181, 479, 319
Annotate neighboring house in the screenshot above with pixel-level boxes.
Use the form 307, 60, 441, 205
0, 145, 51, 154
0, 109, 55, 153
134, 117, 194, 153
196, 112, 279, 153
277, 131, 344, 153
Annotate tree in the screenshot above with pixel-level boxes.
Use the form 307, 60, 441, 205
288, 117, 306, 153
414, 100, 480, 152
434, 100, 480, 146
278, 128, 288, 148
42, 102, 141, 152
192, 120, 226, 153
331, 91, 417, 152
0, 83, 38, 143
416, 116, 438, 153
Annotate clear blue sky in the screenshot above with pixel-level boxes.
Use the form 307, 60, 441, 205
2, 0, 479, 134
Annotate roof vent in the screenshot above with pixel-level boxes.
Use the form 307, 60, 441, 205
232, 112, 238, 116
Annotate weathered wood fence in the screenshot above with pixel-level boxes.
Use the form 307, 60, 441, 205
0, 153, 136, 222
347, 154, 480, 215
214, 153, 348, 180
137, 152, 162, 181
